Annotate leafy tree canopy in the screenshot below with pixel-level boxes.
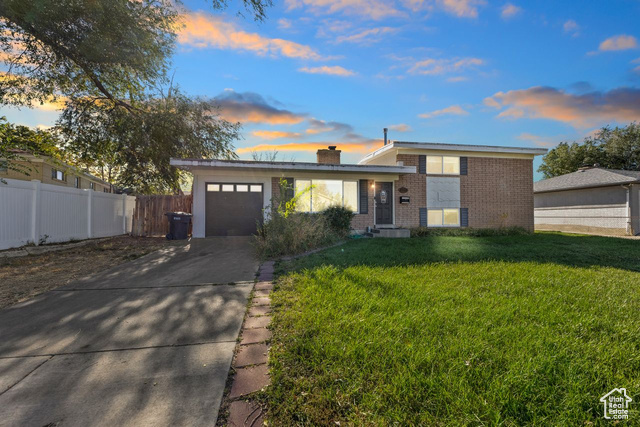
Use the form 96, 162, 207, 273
538, 122, 640, 178
0, 0, 271, 193
0, 117, 61, 177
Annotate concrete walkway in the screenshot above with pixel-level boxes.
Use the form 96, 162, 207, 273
0, 237, 259, 427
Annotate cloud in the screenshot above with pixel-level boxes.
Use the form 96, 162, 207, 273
388, 123, 412, 132
306, 118, 354, 134
598, 34, 638, 52
178, 12, 327, 60
446, 76, 468, 82
419, 105, 469, 118
407, 57, 485, 75
438, 0, 485, 18
277, 18, 293, 29
286, 0, 484, 20
215, 91, 306, 125
500, 3, 521, 19
298, 65, 356, 76
484, 86, 640, 128
563, 19, 580, 37
516, 133, 559, 148
251, 130, 303, 139
237, 140, 382, 154
285, 0, 405, 20
335, 27, 398, 44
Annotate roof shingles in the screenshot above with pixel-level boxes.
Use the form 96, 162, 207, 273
534, 168, 640, 193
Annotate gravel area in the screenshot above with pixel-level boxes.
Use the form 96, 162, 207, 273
0, 236, 168, 309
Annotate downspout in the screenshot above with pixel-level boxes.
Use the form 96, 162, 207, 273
622, 184, 632, 235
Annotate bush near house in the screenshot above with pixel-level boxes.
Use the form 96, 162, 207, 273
254, 179, 351, 258
264, 233, 640, 425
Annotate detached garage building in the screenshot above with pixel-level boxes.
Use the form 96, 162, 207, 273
171, 141, 546, 237
534, 167, 640, 236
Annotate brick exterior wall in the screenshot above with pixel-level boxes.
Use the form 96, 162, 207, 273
351, 179, 374, 231
394, 154, 425, 228
268, 155, 534, 232
460, 157, 534, 231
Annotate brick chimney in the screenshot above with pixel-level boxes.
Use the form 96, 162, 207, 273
317, 146, 341, 164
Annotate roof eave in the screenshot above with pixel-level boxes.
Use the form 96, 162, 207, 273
534, 180, 639, 193
170, 158, 416, 174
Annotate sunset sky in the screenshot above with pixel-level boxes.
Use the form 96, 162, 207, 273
2, 0, 640, 180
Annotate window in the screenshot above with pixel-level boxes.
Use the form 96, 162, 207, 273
0, 161, 7, 172
90, 182, 95, 190
75, 177, 81, 188
427, 209, 460, 227
236, 184, 248, 192
426, 156, 442, 174
207, 184, 220, 192
222, 184, 234, 192
295, 179, 358, 213
426, 156, 460, 175
250, 185, 262, 192
51, 168, 65, 181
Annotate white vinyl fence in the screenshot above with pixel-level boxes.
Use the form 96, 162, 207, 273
0, 178, 136, 250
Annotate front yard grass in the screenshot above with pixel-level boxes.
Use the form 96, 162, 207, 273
265, 232, 640, 425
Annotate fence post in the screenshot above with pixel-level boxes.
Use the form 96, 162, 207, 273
87, 189, 93, 239
31, 180, 41, 246
122, 193, 127, 235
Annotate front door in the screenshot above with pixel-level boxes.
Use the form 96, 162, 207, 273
375, 182, 393, 225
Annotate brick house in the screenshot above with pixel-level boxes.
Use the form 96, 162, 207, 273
170, 141, 546, 237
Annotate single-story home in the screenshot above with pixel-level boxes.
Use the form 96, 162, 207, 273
170, 140, 547, 237
534, 167, 640, 236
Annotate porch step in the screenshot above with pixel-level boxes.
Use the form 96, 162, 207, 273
372, 228, 411, 238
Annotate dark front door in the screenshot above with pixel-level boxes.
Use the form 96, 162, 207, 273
375, 182, 393, 225
205, 183, 263, 236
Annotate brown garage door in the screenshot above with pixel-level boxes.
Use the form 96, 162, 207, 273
205, 183, 264, 236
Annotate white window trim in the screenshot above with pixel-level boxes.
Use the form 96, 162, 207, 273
427, 208, 461, 227
294, 178, 360, 214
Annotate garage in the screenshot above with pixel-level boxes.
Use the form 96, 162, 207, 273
205, 183, 264, 236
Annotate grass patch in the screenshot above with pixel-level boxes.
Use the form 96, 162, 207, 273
265, 232, 640, 425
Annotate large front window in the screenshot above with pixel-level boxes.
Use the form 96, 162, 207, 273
295, 179, 358, 213
427, 208, 460, 227
426, 156, 460, 175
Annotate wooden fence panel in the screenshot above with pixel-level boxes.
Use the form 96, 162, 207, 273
131, 195, 193, 237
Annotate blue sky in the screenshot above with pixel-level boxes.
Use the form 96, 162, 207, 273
3, 0, 640, 180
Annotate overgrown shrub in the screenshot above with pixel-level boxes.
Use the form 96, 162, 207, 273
410, 226, 530, 237
254, 179, 342, 258
322, 206, 354, 237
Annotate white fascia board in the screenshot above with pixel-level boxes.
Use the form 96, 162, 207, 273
359, 142, 547, 164
170, 158, 415, 174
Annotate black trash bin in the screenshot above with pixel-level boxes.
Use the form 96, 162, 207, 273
165, 212, 192, 240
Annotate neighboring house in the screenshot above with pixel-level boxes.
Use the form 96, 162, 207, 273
170, 141, 546, 237
0, 153, 113, 193
534, 167, 640, 236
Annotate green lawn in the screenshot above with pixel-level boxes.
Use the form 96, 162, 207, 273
264, 233, 640, 425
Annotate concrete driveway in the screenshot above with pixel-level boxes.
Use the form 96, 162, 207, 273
0, 237, 259, 427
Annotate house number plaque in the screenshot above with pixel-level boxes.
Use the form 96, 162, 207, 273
380, 190, 387, 204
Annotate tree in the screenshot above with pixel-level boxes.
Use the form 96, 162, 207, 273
0, 0, 272, 192
538, 122, 640, 178
59, 88, 240, 193
0, 117, 61, 179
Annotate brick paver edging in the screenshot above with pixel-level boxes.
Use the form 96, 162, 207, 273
220, 245, 345, 426
220, 276, 273, 426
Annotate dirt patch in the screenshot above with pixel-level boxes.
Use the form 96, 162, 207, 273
0, 236, 168, 309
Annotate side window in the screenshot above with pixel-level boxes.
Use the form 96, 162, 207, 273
75, 177, 81, 188
90, 182, 95, 190
51, 168, 65, 181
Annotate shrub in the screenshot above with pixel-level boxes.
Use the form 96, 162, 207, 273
410, 226, 530, 237
322, 205, 354, 237
254, 212, 339, 258
254, 179, 342, 258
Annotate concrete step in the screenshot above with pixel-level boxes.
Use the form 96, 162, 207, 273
372, 228, 411, 238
